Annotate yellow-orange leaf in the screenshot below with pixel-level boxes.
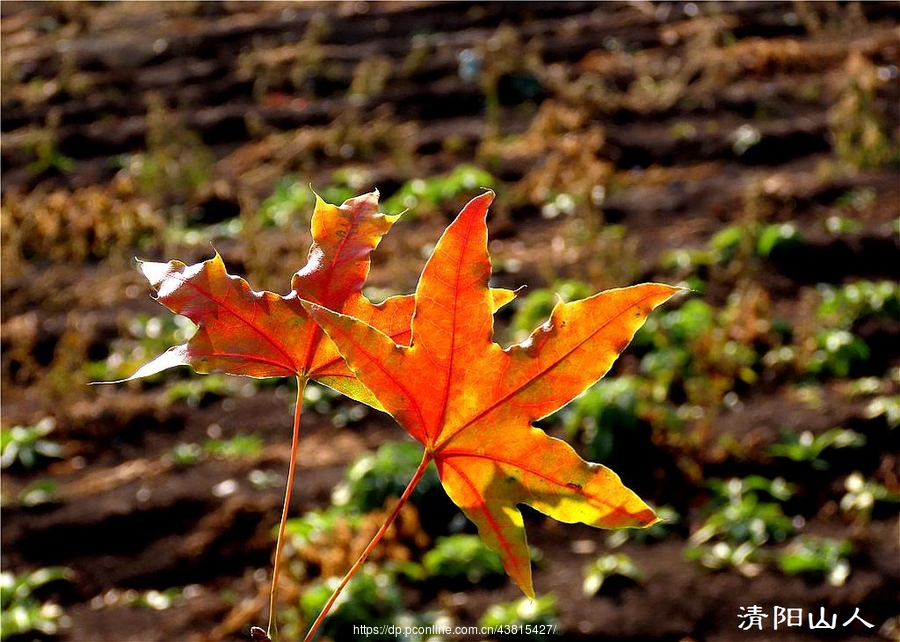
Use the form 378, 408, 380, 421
306, 192, 681, 596
114, 190, 513, 408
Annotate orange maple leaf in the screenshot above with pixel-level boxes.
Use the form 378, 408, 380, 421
107, 190, 515, 635
117, 191, 513, 407
306, 191, 681, 597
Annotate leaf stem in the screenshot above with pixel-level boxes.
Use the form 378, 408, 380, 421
267, 375, 306, 639
303, 450, 434, 642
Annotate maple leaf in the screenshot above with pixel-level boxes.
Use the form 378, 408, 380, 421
116, 191, 514, 407
105, 189, 515, 637
305, 191, 681, 597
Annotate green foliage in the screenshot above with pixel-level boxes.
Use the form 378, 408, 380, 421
509, 280, 592, 343
685, 540, 758, 573
168, 433, 263, 466
479, 595, 559, 637
129, 587, 185, 610
755, 223, 802, 259
125, 93, 215, 206
866, 394, 900, 429
0, 418, 63, 469
421, 534, 505, 585
687, 476, 795, 576
85, 314, 196, 382
635, 298, 758, 407
170, 442, 204, 467
560, 376, 645, 463
806, 329, 870, 379
299, 568, 446, 642
690, 477, 795, 548
768, 427, 865, 469
382, 165, 496, 219
823, 215, 864, 235
664, 220, 806, 275
283, 506, 362, 552
770, 282, 894, 382
834, 186, 877, 211
165, 374, 252, 406
204, 433, 264, 459
582, 553, 644, 596
0, 567, 71, 640
258, 175, 313, 229
331, 441, 441, 513
300, 568, 401, 639
257, 171, 375, 230
17, 479, 59, 507
840, 472, 900, 522
776, 536, 853, 586
817, 281, 900, 328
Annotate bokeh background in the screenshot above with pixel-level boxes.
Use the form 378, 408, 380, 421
2, 2, 898, 641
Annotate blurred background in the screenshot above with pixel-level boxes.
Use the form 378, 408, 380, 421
1, 2, 898, 641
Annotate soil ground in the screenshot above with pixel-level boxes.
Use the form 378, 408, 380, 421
2, 2, 898, 642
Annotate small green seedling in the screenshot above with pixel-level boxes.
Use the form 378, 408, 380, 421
479, 594, 559, 638
421, 534, 505, 585
777, 536, 853, 587
690, 477, 795, 548
582, 553, 644, 596
331, 441, 442, 514
840, 472, 900, 522
0, 418, 63, 470
0, 567, 71, 641
685, 541, 759, 575
768, 427, 865, 470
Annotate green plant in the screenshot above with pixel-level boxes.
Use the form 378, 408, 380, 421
420, 534, 505, 585
559, 375, 646, 463
834, 186, 877, 212
204, 433, 264, 459
806, 329, 870, 379
85, 313, 197, 383
865, 394, 900, 428
817, 281, 900, 328
685, 541, 759, 574
840, 472, 900, 522
170, 442, 204, 467
382, 165, 496, 219
299, 568, 402, 640
690, 477, 795, 548
582, 553, 644, 596
298, 567, 447, 642
768, 427, 865, 469
479, 595, 559, 637
126, 92, 215, 207
635, 298, 758, 408
776, 536, 853, 586
0, 418, 63, 469
258, 176, 315, 229
17, 479, 59, 507
164, 374, 253, 407
331, 441, 442, 514
0, 567, 71, 640
755, 223, 803, 259
508, 280, 592, 343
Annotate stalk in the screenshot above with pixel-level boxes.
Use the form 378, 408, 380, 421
267, 375, 306, 639
303, 451, 434, 642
